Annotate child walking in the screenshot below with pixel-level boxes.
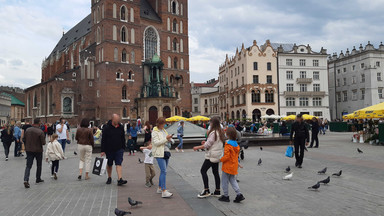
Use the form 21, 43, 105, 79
45, 134, 65, 180
127, 135, 135, 156
219, 127, 245, 203
140, 142, 156, 188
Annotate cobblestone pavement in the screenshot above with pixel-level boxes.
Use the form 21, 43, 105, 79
0, 141, 118, 216
168, 132, 384, 216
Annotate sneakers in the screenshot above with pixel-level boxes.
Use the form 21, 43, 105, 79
197, 189, 211, 198
36, 179, 44, 184
117, 178, 128, 186
53, 173, 58, 180
175, 148, 179, 152
181, 149, 184, 153
5, 158, 8, 161
233, 194, 245, 203
156, 188, 162, 194
211, 190, 221, 198
145, 182, 152, 188
78, 175, 82, 180
106, 177, 112, 184
218, 195, 230, 202
162, 190, 173, 198
24, 182, 30, 188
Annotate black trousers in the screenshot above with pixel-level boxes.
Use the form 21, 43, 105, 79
200, 159, 220, 190
294, 138, 306, 166
51, 160, 59, 175
310, 132, 319, 147
14, 140, 21, 156
3, 142, 11, 158
24, 152, 43, 182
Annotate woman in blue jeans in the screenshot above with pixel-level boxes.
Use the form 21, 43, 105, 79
175, 121, 184, 152
152, 117, 174, 198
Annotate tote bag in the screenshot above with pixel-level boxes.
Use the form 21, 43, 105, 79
285, 146, 294, 158
92, 157, 108, 176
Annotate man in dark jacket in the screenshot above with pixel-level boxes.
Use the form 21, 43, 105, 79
290, 114, 309, 168
309, 117, 319, 148
23, 118, 46, 188
101, 114, 127, 186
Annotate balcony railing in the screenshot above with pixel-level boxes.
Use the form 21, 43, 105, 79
284, 91, 326, 97
296, 78, 313, 84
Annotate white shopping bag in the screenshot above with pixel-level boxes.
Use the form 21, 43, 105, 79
92, 157, 108, 176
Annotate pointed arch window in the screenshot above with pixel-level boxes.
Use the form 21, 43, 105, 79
122, 49, 127, 62
174, 57, 178, 69
173, 19, 177, 32
120, 6, 127, 21
121, 26, 127, 42
122, 86, 127, 100
173, 38, 178, 52
123, 107, 128, 118
128, 71, 133, 80
144, 27, 158, 60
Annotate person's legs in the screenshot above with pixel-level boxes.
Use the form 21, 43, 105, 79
14, 140, 20, 157
177, 135, 183, 149
51, 161, 55, 175
36, 152, 43, 180
228, 174, 241, 195
293, 140, 299, 166
149, 164, 156, 182
59, 139, 66, 152
115, 149, 124, 180
200, 159, 212, 189
55, 160, 59, 173
78, 145, 86, 175
309, 133, 315, 147
84, 146, 93, 177
24, 152, 34, 182
116, 166, 123, 179
211, 162, 221, 191
145, 164, 151, 183
298, 139, 305, 166
314, 134, 319, 148
156, 158, 167, 190
221, 172, 229, 196
107, 166, 113, 178
132, 137, 137, 151
3, 142, 11, 158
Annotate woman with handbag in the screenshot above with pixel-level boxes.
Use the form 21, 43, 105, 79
193, 117, 225, 198
75, 119, 94, 180
1, 124, 14, 161
152, 117, 174, 198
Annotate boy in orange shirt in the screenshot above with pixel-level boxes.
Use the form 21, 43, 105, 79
219, 127, 245, 203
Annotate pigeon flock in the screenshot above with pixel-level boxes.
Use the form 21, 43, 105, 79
114, 197, 143, 215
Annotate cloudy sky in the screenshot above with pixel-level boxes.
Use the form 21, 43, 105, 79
1, 0, 384, 88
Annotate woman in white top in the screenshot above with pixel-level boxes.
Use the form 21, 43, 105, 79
152, 117, 174, 198
193, 117, 225, 198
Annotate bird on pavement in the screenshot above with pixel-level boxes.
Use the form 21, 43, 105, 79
138, 158, 143, 164
283, 172, 293, 180
258, 158, 262, 166
128, 197, 143, 207
115, 208, 131, 215
318, 176, 330, 185
260, 147, 263, 151
285, 166, 291, 173
308, 182, 320, 190
332, 170, 342, 177
74, 151, 77, 155
318, 167, 327, 174
357, 148, 363, 153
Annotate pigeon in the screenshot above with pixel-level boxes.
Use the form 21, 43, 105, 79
115, 208, 131, 215
357, 148, 363, 153
138, 158, 143, 164
308, 182, 320, 190
260, 147, 263, 151
257, 158, 262, 166
128, 197, 143, 207
318, 167, 327, 174
283, 172, 293, 180
332, 170, 342, 177
318, 176, 330, 185
74, 151, 77, 155
285, 166, 291, 173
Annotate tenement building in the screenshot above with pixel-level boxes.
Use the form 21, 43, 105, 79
328, 42, 384, 120
24, 0, 191, 125
219, 40, 279, 122
190, 79, 219, 116
276, 44, 330, 119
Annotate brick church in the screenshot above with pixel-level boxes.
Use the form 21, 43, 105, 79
25, 0, 191, 125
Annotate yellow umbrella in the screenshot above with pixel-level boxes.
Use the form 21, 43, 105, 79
302, 114, 317, 120
353, 102, 384, 117
187, 116, 210, 121
281, 115, 296, 121
342, 114, 354, 120
166, 116, 187, 122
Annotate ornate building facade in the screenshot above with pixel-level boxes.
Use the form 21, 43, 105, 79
219, 40, 279, 122
24, 0, 191, 125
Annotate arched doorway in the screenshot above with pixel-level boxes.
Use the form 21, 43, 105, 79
236, 110, 240, 120
266, 109, 275, 115
252, 109, 261, 122
149, 106, 158, 125
231, 111, 235, 120
175, 106, 180, 116
242, 110, 246, 119
163, 106, 171, 118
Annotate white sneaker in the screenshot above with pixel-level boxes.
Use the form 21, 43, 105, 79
175, 148, 179, 152
157, 188, 162, 194
181, 149, 184, 153
162, 190, 173, 198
